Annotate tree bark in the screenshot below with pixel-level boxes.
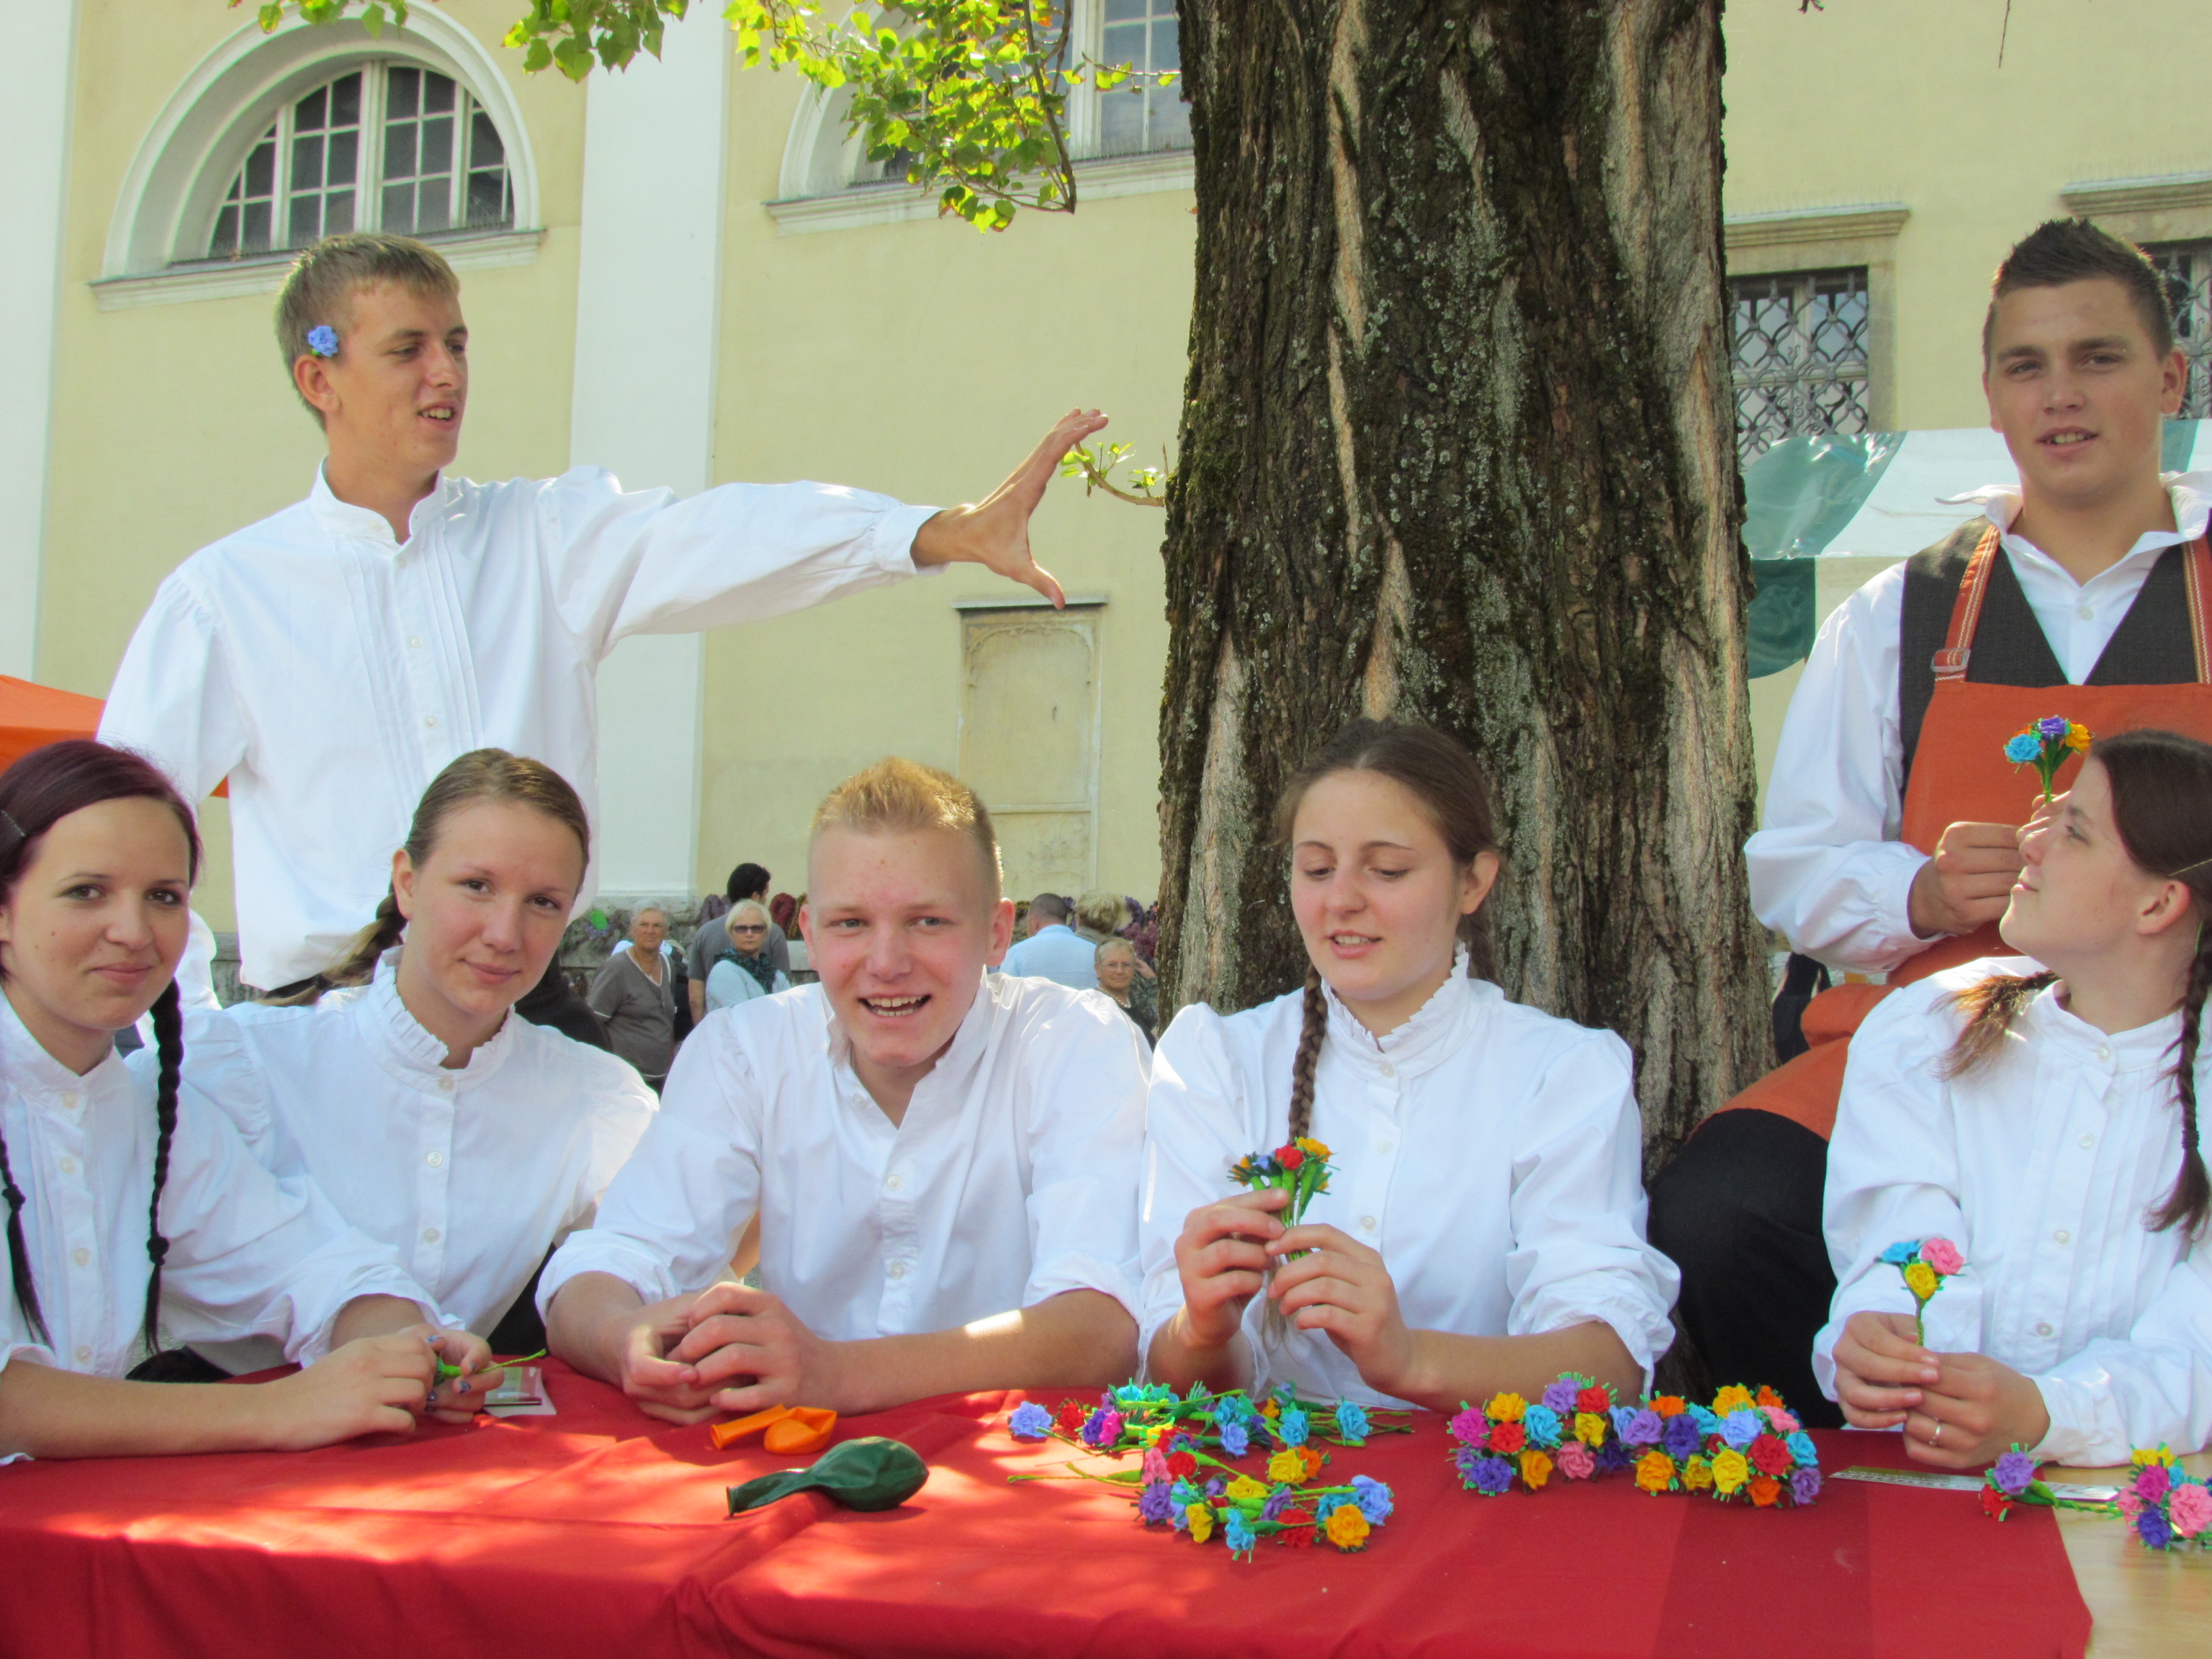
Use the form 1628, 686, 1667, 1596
1159, 0, 1768, 1162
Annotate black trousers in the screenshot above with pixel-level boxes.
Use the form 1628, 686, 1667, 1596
1646, 1107, 1843, 1429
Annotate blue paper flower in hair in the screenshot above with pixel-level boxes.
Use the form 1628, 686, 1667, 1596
307, 324, 339, 357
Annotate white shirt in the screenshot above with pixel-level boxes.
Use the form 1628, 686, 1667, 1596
0, 992, 433, 1385
1136, 961, 1679, 1407
1815, 958, 2212, 1465
1747, 476, 2212, 972
541, 974, 1149, 1339
99, 465, 936, 991
999, 924, 1099, 990
182, 955, 656, 1349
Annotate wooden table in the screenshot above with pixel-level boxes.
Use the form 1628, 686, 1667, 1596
2051, 1451, 2212, 1658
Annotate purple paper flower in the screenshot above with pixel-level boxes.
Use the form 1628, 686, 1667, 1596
1218, 1419, 1249, 1458
2038, 715, 2070, 739
1352, 1474, 1393, 1524
1611, 1405, 1640, 1441
307, 324, 338, 357
1204, 1476, 1226, 1500
1993, 1450, 2036, 1497
1541, 1378, 1581, 1415
1138, 1480, 1176, 1524
1008, 1401, 1052, 1439
1261, 1488, 1294, 1522
2137, 1506, 2175, 1550
1790, 1467, 1823, 1505
1168, 1478, 1202, 1509
1080, 1406, 1123, 1447
1663, 1414, 1704, 1460
1456, 1450, 1514, 1494
1722, 1410, 1763, 1449
1596, 1439, 1635, 1474
1624, 1408, 1663, 1445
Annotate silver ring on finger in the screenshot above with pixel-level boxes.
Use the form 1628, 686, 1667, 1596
1930, 1420, 1942, 1447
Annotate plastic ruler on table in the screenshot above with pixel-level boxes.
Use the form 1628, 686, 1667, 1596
1833, 1465, 2117, 1502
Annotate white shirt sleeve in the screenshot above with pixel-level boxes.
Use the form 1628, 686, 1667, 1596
532, 467, 940, 657
1501, 1030, 1681, 1388
2033, 1251, 2212, 1467
1745, 564, 1934, 972
1015, 994, 1150, 1318
96, 571, 252, 804
537, 1018, 762, 1313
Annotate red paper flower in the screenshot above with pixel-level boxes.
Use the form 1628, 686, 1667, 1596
1279, 1521, 1316, 1548
1981, 1486, 2014, 1521
1575, 1387, 1611, 1416
1166, 1449, 1197, 1479
1490, 1421, 1527, 1455
1748, 1475, 1783, 1508
1277, 1145, 1305, 1170
1748, 1434, 1794, 1478
1053, 1401, 1087, 1437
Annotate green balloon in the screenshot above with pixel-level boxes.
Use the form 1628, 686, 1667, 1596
726, 1436, 929, 1516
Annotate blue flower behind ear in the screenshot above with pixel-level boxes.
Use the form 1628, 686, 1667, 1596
307, 325, 339, 357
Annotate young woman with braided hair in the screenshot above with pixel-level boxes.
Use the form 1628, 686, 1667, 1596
1821, 728, 2212, 1469
1139, 721, 1678, 1409
0, 740, 489, 1460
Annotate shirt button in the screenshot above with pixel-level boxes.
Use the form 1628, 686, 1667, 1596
423, 714, 439, 729
76, 1345, 92, 1364
2036, 1321, 2054, 1337
2054, 1229, 2070, 1246
885, 1173, 903, 1192
2097, 1046, 2111, 1063
423, 1228, 441, 1244
58, 1156, 76, 1175
1360, 1215, 1377, 1231
73, 1248, 90, 1267
60, 1094, 80, 1112
2076, 604, 2093, 621
886, 1259, 908, 1280
438, 1078, 454, 1092
427, 1151, 444, 1167
408, 636, 423, 649
1379, 1062, 1395, 1079
395, 556, 408, 570
1375, 1140, 1395, 1156
2080, 1134, 2095, 1149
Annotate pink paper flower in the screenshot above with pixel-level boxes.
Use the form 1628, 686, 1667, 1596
1763, 1406, 1800, 1434
1922, 1237, 1964, 1277
2135, 1464, 2172, 1503
1555, 1441, 1596, 1480
1141, 1447, 1169, 1483
2167, 1482, 2212, 1539
2117, 1491, 2144, 1521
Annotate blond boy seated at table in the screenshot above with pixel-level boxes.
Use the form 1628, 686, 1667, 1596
542, 760, 1148, 1421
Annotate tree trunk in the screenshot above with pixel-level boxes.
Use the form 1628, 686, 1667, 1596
1159, 0, 1768, 1163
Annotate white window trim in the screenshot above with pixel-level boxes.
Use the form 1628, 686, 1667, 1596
98, 10, 539, 305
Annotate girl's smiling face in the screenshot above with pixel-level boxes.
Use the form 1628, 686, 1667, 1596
0, 798, 193, 1074
2003, 757, 2186, 971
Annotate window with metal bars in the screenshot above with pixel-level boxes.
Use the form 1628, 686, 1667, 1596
205, 62, 511, 261
1727, 267, 1872, 465
2146, 240, 2212, 419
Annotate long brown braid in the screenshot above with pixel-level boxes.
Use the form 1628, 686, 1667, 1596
137, 979, 185, 1357
1272, 720, 1504, 1147
1943, 729, 2212, 1238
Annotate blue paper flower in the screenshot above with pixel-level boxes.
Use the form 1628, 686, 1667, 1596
1351, 1474, 1393, 1524
1786, 1430, 1820, 1466
1312, 1493, 1345, 1522
1722, 1410, 1764, 1449
1521, 1403, 1563, 1448
1611, 1405, 1641, 1440
1223, 1509, 1257, 1556
1168, 1478, 1202, 1509
1663, 1413, 1704, 1460
1334, 1401, 1370, 1444
1279, 1406, 1310, 1447
307, 324, 338, 357
1624, 1408, 1664, 1445
1203, 1475, 1226, 1500
1007, 1401, 1051, 1439
1689, 1404, 1722, 1437
1218, 1419, 1249, 1458
2003, 733, 2042, 763
1879, 1239, 1919, 1266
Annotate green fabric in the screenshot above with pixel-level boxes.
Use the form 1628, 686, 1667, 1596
2163, 418, 2198, 475
725, 1436, 929, 1515
1743, 431, 1902, 678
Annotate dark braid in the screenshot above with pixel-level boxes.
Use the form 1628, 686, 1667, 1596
138, 979, 184, 1357
1285, 969, 1327, 1143
2150, 930, 2212, 1239
264, 890, 408, 1004
0, 1123, 47, 1346
1940, 972, 2059, 1080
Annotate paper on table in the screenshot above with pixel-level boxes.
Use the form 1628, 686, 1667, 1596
1834, 1465, 2117, 1502
482, 1366, 557, 1419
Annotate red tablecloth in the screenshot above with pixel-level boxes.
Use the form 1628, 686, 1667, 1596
0, 1364, 2091, 1659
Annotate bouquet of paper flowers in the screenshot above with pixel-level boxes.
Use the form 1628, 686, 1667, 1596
1984, 1444, 2212, 1549
1879, 1237, 1962, 1345
1008, 1380, 1405, 1557
2003, 716, 2091, 801
1620, 1385, 1823, 1508
1447, 1373, 1629, 1494
1228, 1138, 1337, 1246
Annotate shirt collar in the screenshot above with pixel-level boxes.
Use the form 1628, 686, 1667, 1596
1958, 472, 2212, 588
823, 971, 994, 1102
360, 949, 513, 1086
1319, 946, 1482, 1078
307, 462, 459, 549
2025, 979, 2182, 1074
0, 987, 130, 1105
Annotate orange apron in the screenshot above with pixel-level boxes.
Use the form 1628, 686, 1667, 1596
1719, 526, 2212, 1138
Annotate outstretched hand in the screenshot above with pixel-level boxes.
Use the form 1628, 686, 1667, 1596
909, 408, 1110, 606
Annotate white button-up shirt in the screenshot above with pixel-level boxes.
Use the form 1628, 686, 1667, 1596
183, 955, 656, 1349
541, 974, 1149, 1339
98, 465, 937, 991
1747, 477, 2212, 972
1815, 958, 2212, 1465
0, 992, 432, 1385
1137, 961, 1679, 1407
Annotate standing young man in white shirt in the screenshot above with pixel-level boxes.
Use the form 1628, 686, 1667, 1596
98, 233, 1109, 994
1651, 219, 2212, 1422
542, 758, 1148, 1421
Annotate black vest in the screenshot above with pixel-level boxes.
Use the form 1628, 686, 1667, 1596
1897, 523, 2199, 786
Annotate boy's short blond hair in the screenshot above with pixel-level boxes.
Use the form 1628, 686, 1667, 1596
809, 758, 1002, 895
276, 233, 459, 425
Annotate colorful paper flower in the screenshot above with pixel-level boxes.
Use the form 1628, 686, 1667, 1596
2136, 1507, 2174, 1550
1635, 1451, 1677, 1495
307, 324, 338, 356
1749, 1434, 1794, 1478
1489, 1420, 1527, 1456
1224, 1473, 1269, 1505
1519, 1449, 1554, 1491
1334, 1401, 1368, 1444
1790, 1467, 1824, 1506
1223, 1509, 1256, 1557
1462, 1454, 1515, 1495
1521, 1403, 1563, 1447
2135, 1463, 2172, 1502
1721, 1411, 1763, 1450
1650, 1395, 1687, 1419
1663, 1413, 1704, 1460
1982, 1485, 2014, 1521
1351, 1474, 1393, 1524
1749, 1475, 1784, 1509
2003, 733, 2041, 763
1166, 1449, 1197, 1479
1710, 1449, 1750, 1495
1574, 1412, 1608, 1447
1884, 1239, 1962, 1345
1624, 1408, 1663, 1445
1487, 1392, 1527, 1424
1053, 1401, 1088, 1437
1279, 1406, 1310, 1447
1903, 1261, 1939, 1300
1218, 1419, 1249, 1458
1009, 1401, 1052, 1439
1575, 1385, 1614, 1416
2008, 718, 2092, 801
1186, 1504, 1214, 1543
2168, 1483, 2212, 1539
1141, 1447, 1170, 1483
1921, 1236, 1964, 1276
1541, 1379, 1581, 1415
1325, 1505, 1371, 1551
1992, 1450, 2036, 1497
1681, 1455, 1714, 1492
1555, 1441, 1596, 1480
1711, 1385, 1755, 1416
1138, 1481, 1175, 1524
1267, 1448, 1305, 1484
1447, 1406, 1489, 1447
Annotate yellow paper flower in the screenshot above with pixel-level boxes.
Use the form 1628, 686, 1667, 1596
1635, 1451, 1676, 1495
2066, 722, 2091, 752
1267, 1448, 1306, 1484
1711, 1449, 1750, 1495
1295, 1136, 1332, 1160
1260, 1397, 1281, 1419
1574, 1411, 1606, 1447
1485, 1392, 1527, 1423
1186, 1504, 1213, 1543
1324, 1504, 1370, 1550
1519, 1449, 1554, 1491
2133, 1445, 2179, 1467
1224, 1474, 1269, 1504
1682, 1455, 1714, 1491
1712, 1385, 1755, 1416
1903, 1261, 1939, 1301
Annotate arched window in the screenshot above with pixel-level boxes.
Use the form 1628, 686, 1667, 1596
206, 62, 513, 261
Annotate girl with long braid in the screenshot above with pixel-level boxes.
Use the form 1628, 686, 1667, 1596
1822, 728, 2212, 1468
1139, 721, 1678, 1408
0, 741, 488, 1460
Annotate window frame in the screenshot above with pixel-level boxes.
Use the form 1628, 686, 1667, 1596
1727, 265, 1874, 465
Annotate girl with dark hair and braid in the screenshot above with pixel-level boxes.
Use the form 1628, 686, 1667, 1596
1138, 721, 1677, 1410
1821, 728, 2212, 1469
0, 740, 487, 1460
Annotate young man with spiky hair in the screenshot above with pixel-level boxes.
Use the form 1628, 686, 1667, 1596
99, 233, 1107, 997
544, 758, 1147, 1419
1652, 218, 2212, 1424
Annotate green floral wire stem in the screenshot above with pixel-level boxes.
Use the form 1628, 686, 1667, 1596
435, 1347, 546, 1382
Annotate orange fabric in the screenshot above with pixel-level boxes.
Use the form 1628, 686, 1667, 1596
1717, 532, 2212, 1141
0, 674, 104, 773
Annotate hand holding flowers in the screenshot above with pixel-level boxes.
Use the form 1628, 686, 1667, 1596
2005, 716, 2092, 802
